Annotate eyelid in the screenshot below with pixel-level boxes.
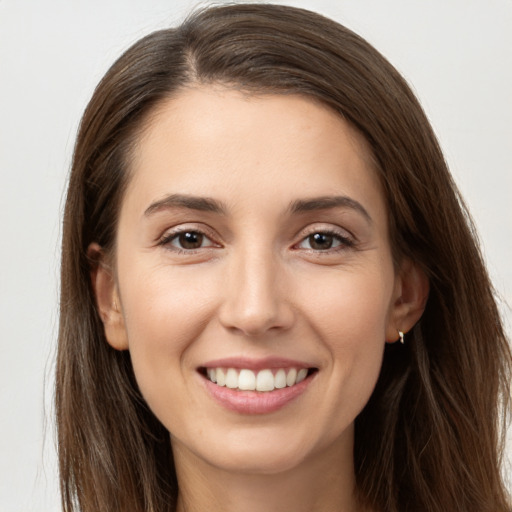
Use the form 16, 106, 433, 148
292, 224, 356, 251
158, 223, 222, 250
295, 223, 355, 241
156, 222, 356, 253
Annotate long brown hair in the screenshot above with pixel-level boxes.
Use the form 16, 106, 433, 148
56, 4, 511, 511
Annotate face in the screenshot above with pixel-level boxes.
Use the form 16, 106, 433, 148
98, 86, 407, 476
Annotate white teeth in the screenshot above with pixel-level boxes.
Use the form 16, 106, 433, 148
216, 368, 226, 386
286, 368, 297, 387
296, 368, 308, 383
274, 369, 287, 389
256, 369, 275, 392
205, 367, 311, 392
238, 369, 256, 390
225, 368, 238, 389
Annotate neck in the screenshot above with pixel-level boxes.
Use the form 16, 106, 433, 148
173, 432, 363, 512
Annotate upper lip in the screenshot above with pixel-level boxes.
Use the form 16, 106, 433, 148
200, 356, 316, 371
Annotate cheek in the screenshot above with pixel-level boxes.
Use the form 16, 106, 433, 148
300, 263, 394, 343
299, 265, 393, 409
121, 263, 216, 343
118, 266, 218, 413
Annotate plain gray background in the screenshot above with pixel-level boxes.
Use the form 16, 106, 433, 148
1, 1, 511, 510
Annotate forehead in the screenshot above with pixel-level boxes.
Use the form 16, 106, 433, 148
125, 86, 385, 220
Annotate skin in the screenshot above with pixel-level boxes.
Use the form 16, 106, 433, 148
91, 86, 428, 512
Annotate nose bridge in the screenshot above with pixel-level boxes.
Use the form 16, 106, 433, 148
219, 239, 292, 336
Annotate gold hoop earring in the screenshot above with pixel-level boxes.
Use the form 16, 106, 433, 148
398, 330, 405, 344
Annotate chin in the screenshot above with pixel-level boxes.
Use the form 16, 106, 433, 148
173, 421, 352, 477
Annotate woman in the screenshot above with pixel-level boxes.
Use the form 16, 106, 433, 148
56, 4, 511, 511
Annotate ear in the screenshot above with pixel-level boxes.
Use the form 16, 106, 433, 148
88, 242, 129, 351
385, 258, 429, 343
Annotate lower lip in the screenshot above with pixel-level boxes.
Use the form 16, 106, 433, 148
201, 373, 315, 414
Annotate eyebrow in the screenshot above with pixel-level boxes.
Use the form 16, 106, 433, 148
144, 194, 227, 217
144, 193, 372, 223
288, 195, 372, 223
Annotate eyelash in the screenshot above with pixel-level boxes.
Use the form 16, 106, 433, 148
158, 227, 355, 254
159, 227, 219, 254
294, 229, 355, 252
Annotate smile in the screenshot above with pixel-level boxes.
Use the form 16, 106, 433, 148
204, 367, 312, 392
199, 358, 318, 414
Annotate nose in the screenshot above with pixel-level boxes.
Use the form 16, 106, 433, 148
218, 248, 295, 337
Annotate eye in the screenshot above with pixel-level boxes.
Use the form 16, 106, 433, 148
297, 231, 353, 251
161, 230, 217, 251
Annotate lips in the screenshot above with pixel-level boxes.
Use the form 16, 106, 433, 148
199, 358, 318, 414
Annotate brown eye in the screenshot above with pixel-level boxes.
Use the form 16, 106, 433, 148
308, 233, 334, 250
176, 231, 204, 249
160, 227, 219, 253
297, 231, 353, 252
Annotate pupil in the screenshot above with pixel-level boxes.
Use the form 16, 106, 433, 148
310, 233, 333, 250
179, 232, 203, 249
